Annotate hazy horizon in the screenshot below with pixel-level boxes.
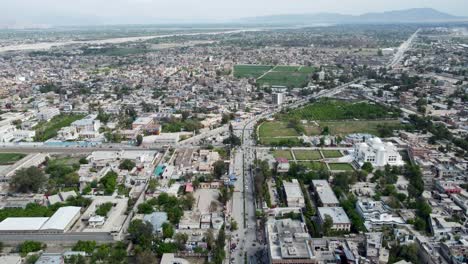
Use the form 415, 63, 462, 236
2, 0, 468, 26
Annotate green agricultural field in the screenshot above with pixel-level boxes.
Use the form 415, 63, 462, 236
328, 163, 354, 171
258, 121, 299, 138
287, 99, 399, 121
293, 150, 322, 160
321, 150, 343, 158
319, 120, 402, 136
272, 150, 293, 160
0, 153, 27, 165
233, 65, 273, 79
34, 114, 85, 142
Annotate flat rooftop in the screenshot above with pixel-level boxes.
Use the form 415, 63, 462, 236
267, 218, 314, 260
318, 207, 351, 224
312, 180, 339, 205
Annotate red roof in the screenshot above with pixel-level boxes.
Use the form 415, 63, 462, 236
185, 183, 194, 192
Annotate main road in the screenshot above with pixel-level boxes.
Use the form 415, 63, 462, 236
388, 28, 420, 68
228, 79, 359, 264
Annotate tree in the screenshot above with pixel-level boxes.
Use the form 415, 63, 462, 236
180, 193, 195, 210
10, 167, 47, 193
212, 225, 226, 264
136, 134, 143, 146
361, 162, 374, 173
174, 233, 189, 250
205, 229, 215, 251
72, 240, 96, 254
135, 250, 156, 264
322, 214, 334, 236
218, 186, 232, 205
119, 159, 136, 171
137, 202, 154, 214
162, 222, 174, 239
100, 170, 118, 195
213, 160, 227, 179
18, 241, 43, 256
389, 243, 419, 264
230, 220, 238, 231
147, 178, 159, 193
128, 219, 154, 250
79, 157, 89, 164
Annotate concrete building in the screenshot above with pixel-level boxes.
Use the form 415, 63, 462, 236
353, 137, 404, 167
272, 93, 284, 105
71, 114, 101, 138
36, 107, 60, 121
311, 180, 339, 207
143, 133, 180, 145
317, 207, 351, 232
143, 212, 168, 234
356, 198, 405, 230
0, 206, 81, 234
276, 157, 290, 173
283, 179, 305, 208
266, 218, 316, 264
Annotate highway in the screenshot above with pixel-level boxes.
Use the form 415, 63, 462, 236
388, 28, 420, 68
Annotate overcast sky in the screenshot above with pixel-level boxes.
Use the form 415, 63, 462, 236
2, 0, 468, 25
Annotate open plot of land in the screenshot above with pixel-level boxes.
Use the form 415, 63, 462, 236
34, 114, 85, 141
321, 150, 343, 158
258, 121, 299, 138
0, 153, 26, 165
319, 120, 402, 136
287, 99, 399, 121
272, 150, 293, 160
328, 163, 355, 171
233, 65, 273, 79
293, 150, 322, 160
194, 189, 220, 214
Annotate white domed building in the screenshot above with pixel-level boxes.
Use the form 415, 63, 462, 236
353, 137, 404, 167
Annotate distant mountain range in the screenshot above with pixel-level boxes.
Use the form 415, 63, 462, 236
0, 8, 466, 29
240, 8, 468, 25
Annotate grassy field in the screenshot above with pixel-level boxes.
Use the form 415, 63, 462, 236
0, 153, 27, 165
233, 65, 273, 78
234, 64, 317, 88
293, 150, 322, 160
287, 99, 399, 121
260, 137, 301, 146
259, 121, 299, 138
34, 114, 85, 142
319, 120, 402, 136
328, 163, 355, 171
257, 71, 311, 88
321, 150, 343, 158
272, 150, 293, 160
297, 161, 327, 170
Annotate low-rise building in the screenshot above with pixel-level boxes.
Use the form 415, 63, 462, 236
317, 207, 351, 232
311, 180, 339, 207
266, 218, 316, 264
283, 179, 305, 208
